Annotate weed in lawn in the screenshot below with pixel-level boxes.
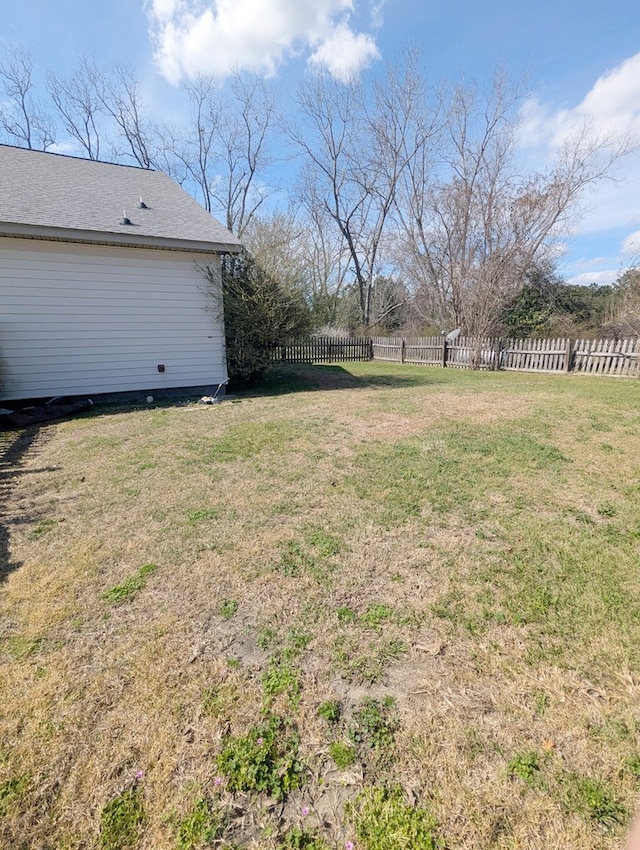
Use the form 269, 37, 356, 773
5, 363, 640, 850
176, 797, 224, 850
278, 826, 331, 849
360, 604, 393, 628
203, 680, 243, 720
562, 774, 626, 828
625, 755, 640, 780
277, 541, 315, 578
276, 538, 339, 583
261, 657, 301, 708
304, 528, 344, 557
219, 599, 239, 619
186, 507, 224, 525
597, 503, 617, 518
352, 422, 568, 525
27, 517, 57, 540
533, 691, 549, 717
332, 635, 408, 683
286, 627, 312, 655
346, 785, 441, 850
257, 624, 279, 650
5, 634, 45, 660
508, 751, 543, 786
100, 788, 146, 850
328, 741, 357, 768
317, 701, 341, 724
102, 563, 158, 604
0, 774, 30, 818
350, 697, 397, 752
216, 716, 304, 799
336, 606, 356, 624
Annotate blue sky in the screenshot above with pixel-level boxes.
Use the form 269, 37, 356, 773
3, 0, 640, 286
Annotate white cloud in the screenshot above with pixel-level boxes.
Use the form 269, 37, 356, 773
146, 0, 380, 84
369, 0, 386, 29
518, 51, 640, 258
567, 270, 621, 287
520, 52, 640, 150
308, 23, 379, 82
149, 0, 182, 23
622, 229, 640, 256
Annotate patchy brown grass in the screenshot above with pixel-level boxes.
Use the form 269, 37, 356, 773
1, 362, 640, 849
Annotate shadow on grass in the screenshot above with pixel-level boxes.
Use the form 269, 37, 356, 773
0, 426, 42, 583
233, 363, 440, 397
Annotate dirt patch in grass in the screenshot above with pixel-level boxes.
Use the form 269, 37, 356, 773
1, 363, 639, 849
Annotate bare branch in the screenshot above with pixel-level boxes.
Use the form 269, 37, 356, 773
0, 46, 55, 150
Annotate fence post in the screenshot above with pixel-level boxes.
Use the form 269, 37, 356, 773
401, 338, 406, 364
441, 337, 448, 368
563, 338, 573, 373
496, 339, 505, 371
369, 338, 374, 360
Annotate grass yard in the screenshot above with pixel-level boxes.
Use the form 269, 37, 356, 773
1, 361, 640, 849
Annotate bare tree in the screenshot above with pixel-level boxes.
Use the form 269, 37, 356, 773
95, 64, 159, 168
304, 201, 354, 329
0, 46, 55, 150
241, 209, 309, 290
176, 75, 222, 212
171, 72, 278, 236
397, 73, 634, 346
212, 72, 278, 237
609, 266, 640, 335
292, 52, 435, 328
48, 57, 104, 159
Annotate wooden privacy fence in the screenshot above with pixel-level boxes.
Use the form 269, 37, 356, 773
270, 335, 640, 377
372, 336, 640, 376
270, 336, 372, 364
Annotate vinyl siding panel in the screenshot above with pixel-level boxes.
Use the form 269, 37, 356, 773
0, 238, 227, 400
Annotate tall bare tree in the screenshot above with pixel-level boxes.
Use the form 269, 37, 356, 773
397, 73, 634, 343
95, 64, 159, 168
212, 72, 278, 237
48, 57, 104, 159
0, 46, 55, 150
292, 52, 436, 328
176, 75, 222, 212
171, 72, 278, 237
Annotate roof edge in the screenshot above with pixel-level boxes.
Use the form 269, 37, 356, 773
0, 222, 242, 254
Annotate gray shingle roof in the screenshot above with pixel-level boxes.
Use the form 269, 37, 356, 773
0, 144, 242, 252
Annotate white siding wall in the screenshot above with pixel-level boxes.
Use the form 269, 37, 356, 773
0, 238, 227, 400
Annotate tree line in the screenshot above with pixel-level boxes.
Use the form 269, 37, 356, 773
1, 44, 637, 372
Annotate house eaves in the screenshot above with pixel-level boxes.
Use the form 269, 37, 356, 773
0, 222, 241, 254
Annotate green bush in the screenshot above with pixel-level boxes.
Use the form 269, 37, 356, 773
204, 252, 311, 387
